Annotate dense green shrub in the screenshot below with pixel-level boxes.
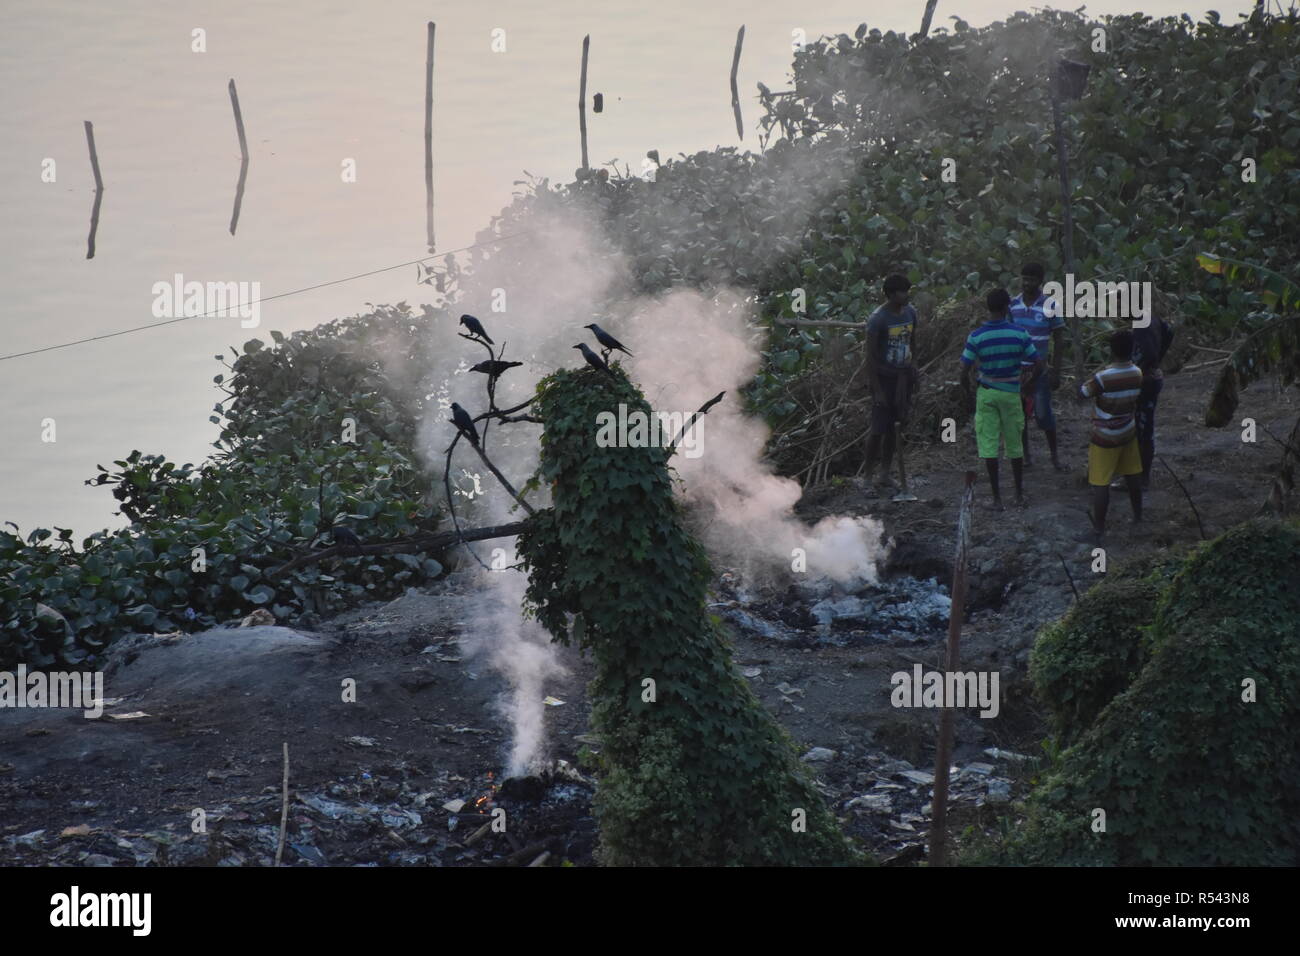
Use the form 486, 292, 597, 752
992, 520, 1300, 865
465, 9, 1300, 480
1, 304, 448, 668
1029, 555, 1182, 745
517, 365, 858, 865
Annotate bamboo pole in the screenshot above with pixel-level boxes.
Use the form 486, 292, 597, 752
228, 80, 249, 235
928, 470, 976, 866
83, 121, 103, 259
425, 22, 436, 253
730, 26, 745, 141
1050, 84, 1082, 385
919, 1, 940, 39
579, 35, 590, 172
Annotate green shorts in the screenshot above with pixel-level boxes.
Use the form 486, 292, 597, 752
975, 386, 1024, 459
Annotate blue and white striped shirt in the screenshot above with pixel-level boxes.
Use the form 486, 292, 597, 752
1010, 293, 1064, 367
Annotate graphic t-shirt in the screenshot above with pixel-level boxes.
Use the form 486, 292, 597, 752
961, 320, 1039, 393
865, 304, 917, 370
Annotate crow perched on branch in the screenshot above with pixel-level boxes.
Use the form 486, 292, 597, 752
459, 314, 494, 344
573, 343, 614, 377
470, 359, 523, 378
584, 322, 633, 357
450, 402, 480, 446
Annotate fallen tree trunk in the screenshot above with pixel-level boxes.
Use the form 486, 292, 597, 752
267, 520, 530, 578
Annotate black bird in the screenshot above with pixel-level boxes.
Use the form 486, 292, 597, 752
573, 343, 614, 377
470, 359, 523, 378
450, 402, 480, 446
332, 525, 362, 555
584, 323, 633, 357
459, 314, 494, 344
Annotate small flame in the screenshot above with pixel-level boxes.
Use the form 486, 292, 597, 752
471, 771, 497, 812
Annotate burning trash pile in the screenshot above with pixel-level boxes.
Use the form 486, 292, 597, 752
808, 746, 1031, 863
714, 570, 952, 646
1, 760, 597, 868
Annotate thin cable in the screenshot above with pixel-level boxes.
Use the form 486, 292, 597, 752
0, 230, 532, 362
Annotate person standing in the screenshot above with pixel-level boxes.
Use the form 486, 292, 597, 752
1078, 329, 1145, 542
960, 289, 1042, 510
863, 274, 918, 491
1131, 313, 1175, 490
1010, 262, 1066, 471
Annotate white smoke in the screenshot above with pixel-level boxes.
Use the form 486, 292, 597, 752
404, 151, 887, 773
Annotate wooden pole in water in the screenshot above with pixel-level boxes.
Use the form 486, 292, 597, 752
579, 35, 590, 173
730, 26, 745, 141
84, 121, 103, 259
928, 470, 976, 867
228, 80, 249, 235
919, 1, 940, 39
228, 79, 249, 161
425, 22, 436, 253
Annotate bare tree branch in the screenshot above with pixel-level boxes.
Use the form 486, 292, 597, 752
669, 391, 726, 453
267, 520, 530, 577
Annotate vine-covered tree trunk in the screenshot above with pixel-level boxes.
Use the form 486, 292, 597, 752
518, 365, 858, 865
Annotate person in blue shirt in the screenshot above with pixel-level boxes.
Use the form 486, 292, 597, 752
1009, 262, 1066, 471
960, 288, 1043, 509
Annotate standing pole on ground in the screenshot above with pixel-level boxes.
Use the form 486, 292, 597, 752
929, 470, 976, 867
84, 121, 104, 259
579, 35, 591, 173
424, 22, 436, 253
730, 26, 746, 141
1050, 82, 1081, 384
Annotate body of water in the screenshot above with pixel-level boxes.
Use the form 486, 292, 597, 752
0, 0, 1251, 537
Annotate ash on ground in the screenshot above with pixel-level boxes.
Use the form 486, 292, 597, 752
716, 571, 951, 646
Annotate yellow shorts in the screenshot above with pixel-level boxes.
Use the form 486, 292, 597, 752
1088, 439, 1141, 486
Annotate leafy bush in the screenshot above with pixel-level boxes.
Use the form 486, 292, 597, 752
993, 519, 1300, 865
463, 9, 1300, 482
1, 304, 449, 668
1029, 555, 1182, 745
517, 364, 859, 865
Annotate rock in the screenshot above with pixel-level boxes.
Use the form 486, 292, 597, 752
808, 600, 835, 627
984, 747, 1030, 763
83, 853, 118, 867
740, 666, 762, 679
240, 608, 276, 627
899, 770, 935, 786
847, 793, 894, 812
723, 609, 782, 640
775, 681, 805, 697
986, 778, 1012, 803
801, 747, 837, 763
965, 762, 995, 776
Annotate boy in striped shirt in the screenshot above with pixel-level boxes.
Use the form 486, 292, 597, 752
1078, 329, 1145, 541
960, 289, 1042, 510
